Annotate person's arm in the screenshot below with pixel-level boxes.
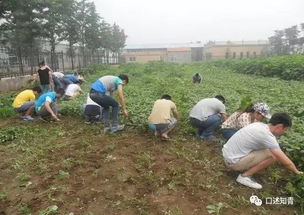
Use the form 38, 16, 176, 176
270, 148, 302, 174
172, 109, 178, 119
117, 84, 128, 117
220, 113, 227, 122
45, 101, 60, 121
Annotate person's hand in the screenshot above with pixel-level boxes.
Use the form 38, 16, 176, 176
297, 171, 303, 174
123, 109, 128, 117
51, 114, 60, 121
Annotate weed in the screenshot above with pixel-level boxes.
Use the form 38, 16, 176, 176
0, 189, 7, 200
19, 203, 32, 215
58, 170, 70, 180
38, 205, 58, 215
206, 202, 226, 215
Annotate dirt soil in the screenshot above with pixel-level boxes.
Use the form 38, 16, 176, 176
0, 116, 298, 215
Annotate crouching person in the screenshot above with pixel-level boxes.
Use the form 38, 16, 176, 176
222, 113, 302, 189
84, 94, 103, 124
35, 88, 65, 121
12, 86, 42, 120
148, 94, 178, 140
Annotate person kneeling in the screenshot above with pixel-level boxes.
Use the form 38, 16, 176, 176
148, 94, 178, 140
35, 88, 65, 121
222, 113, 302, 189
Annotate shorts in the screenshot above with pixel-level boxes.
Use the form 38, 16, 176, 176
148, 118, 177, 133
225, 149, 272, 171
14, 101, 35, 113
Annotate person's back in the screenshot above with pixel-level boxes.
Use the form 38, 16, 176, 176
38, 66, 50, 85
148, 99, 176, 124
222, 122, 278, 164
190, 98, 225, 121
35, 91, 56, 112
12, 89, 35, 108
65, 84, 81, 97
192, 73, 202, 84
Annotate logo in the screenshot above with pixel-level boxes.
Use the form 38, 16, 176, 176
250, 195, 262, 206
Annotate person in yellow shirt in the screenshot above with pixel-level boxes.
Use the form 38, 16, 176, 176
148, 94, 179, 140
12, 86, 42, 120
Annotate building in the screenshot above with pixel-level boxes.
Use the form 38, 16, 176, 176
123, 42, 203, 64
203, 40, 270, 60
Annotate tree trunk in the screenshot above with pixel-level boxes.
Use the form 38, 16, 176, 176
69, 42, 74, 70
17, 47, 24, 76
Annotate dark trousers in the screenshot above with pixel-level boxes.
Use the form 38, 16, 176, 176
89, 90, 119, 127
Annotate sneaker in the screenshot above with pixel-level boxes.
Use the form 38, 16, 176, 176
104, 127, 111, 133
111, 125, 125, 133
85, 121, 92, 125
236, 174, 262, 189
23, 116, 34, 121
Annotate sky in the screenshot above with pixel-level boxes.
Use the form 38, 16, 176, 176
94, 0, 304, 46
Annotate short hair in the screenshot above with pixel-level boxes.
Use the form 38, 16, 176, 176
38, 61, 45, 66
56, 88, 65, 97
32, 86, 42, 93
161, 94, 172, 100
269, 112, 292, 127
215, 95, 225, 104
118, 74, 129, 84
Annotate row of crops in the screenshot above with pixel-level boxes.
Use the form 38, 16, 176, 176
1, 55, 304, 210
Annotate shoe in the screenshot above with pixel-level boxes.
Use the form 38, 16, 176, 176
236, 174, 262, 189
85, 121, 92, 125
23, 116, 34, 121
104, 127, 111, 133
111, 125, 125, 133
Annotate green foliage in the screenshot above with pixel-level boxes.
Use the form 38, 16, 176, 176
285, 174, 304, 212
211, 54, 304, 81
0, 93, 16, 118
38, 205, 58, 215
206, 202, 225, 215
58, 170, 70, 180
0, 126, 42, 144
19, 203, 32, 215
0, 189, 7, 200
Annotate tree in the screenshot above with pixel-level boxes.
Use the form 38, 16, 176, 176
0, 0, 43, 74
269, 30, 286, 55
109, 23, 127, 64
60, 0, 80, 70
284, 25, 299, 54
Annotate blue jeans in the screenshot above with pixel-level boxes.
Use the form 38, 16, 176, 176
190, 114, 221, 140
222, 128, 237, 140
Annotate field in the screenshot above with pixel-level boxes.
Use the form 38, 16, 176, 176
0, 60, 304, 214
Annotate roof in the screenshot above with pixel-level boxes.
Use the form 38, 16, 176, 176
124, 42, 203, 50
205, 40, 269, 47
167, 47, 191, 52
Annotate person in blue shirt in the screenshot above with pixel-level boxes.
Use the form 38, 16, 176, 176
35, 88, 65, 121
89, 75, 129, 133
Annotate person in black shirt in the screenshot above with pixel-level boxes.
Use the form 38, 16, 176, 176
37, 61, 53, 93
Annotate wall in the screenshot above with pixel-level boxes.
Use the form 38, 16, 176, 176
204, 44, 269, 60
124, 50, 167, 64
0, 75, 35, 92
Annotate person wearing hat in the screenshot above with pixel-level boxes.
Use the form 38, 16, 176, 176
222, 113, 302, 189
221, 103, 271, 140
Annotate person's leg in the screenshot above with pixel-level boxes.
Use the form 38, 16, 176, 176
160, 118, 177, 138
229, 149, 275, 189
189, 117, 205, 137
17, 102, 35, 120
222, 128, 238, 140
200, 114, 221, 140
90, 92, 112, 129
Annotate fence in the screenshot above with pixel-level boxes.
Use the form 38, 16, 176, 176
0, 49, 119, 79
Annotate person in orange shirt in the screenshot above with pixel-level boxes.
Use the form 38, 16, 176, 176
12, 86, 42, 120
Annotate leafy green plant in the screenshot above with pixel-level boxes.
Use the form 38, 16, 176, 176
206, 202, 225, 215
38, 205, 58, 215
58, 170, 70, 180
0, 189, 7, 200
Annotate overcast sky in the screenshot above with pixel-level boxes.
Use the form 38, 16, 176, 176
94, 0, 304, 45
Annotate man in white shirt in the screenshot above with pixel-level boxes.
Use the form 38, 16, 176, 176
222, 112, 302, 189
189, 95, 227, 141
63, 83, 83, 100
